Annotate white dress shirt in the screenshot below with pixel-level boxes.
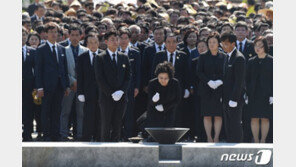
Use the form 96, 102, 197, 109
227, 47, 237, 60
107, 49, 118, 63
236, 38, 247, 52
89, 50, 99, 65
155, 43, 165, 52
47, 40, 59, 63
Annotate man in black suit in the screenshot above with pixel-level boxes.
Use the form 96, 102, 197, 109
118, 28, 141, 139
142, 26, 166, 92
235, 21, 256, 60
30, 4, 45, 24
128, 25, 148, 55
220, 32, 246, 143
35, 22, 70, 141
22, 27, 36, 141
94, 31, 131, 142
151, 33, 190, 127
234, 21, 256, 143
77, 34, 101, 141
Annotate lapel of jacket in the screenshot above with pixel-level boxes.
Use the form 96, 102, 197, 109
229, 49, 237, 65
66, 46, 74, 68
57, 45, 63, 64
116, 52, 123, 73
105, 50, 116, 74
45, 42, 57, 64
243, 40, 249, 54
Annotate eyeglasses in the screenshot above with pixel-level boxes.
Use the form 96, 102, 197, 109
254, 45, 264, 49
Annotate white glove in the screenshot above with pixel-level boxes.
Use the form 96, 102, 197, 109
112, 90, 124, 101
78, 95, 85, 102
152, 92, 160, 102
269, 97, 273, 104
229, 100, 237, 108
214, 80, 223, 88
207, 80, 217, 89
244, 94, 248, 104
155, 104, 164, 112
220, 98, 222, 102
184, 89, 190, 98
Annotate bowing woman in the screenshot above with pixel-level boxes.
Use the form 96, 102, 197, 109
246, 36, 273, 143
146, 62, 182, 128
197, 32, 227, 142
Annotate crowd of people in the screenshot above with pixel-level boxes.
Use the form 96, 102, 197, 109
22, 0, 273, 143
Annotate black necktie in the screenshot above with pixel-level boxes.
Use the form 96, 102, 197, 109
52, 45, 58, 64
158, 45, 162, 51
92, 52, 96, 65
239, 42, 243, 53
169, 53, 174, 64
111, 53, 117, 72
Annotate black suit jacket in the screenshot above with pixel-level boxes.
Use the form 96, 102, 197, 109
76, 51, 101, 99
30, 15, 44, 24
223, 49, 246, 103
35, 42, 69, 92
94, 50, 131, 99
236, 39, 256, 61
119, 47, 141, 90
27, 3, 38, 16
151, 50, 190, 92
23, 46, 36, 92
197, 51, 227, 97
142, 42, 166, 88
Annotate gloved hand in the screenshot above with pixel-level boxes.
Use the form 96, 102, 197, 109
155, 104, 164, 112
214, 80, 223, 88
269, 97, 273, 104
112, 90, 124, 101
207, 80, 217, 89
152, 92, 160, 102
78, 95, 85, 102
229, 100, 237, 108
244, 94, 248, 104
184, 89, 190, 98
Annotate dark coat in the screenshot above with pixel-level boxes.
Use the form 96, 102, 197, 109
236, 39, 256, 61
246, 55, 273, 118
76, 51, 101, 100
146, 78, 182, 127
223, 49, 246, 105
23, 46, 36, 93
151, 50, 190, 92
94, 50, 131, 100
35, 42, 69, 91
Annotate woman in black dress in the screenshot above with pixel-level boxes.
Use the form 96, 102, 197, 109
146, 62, 182, 128
246, 36, 273, 143
197, 32, 227, 142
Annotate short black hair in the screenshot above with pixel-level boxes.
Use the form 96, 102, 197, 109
84, 34, 98, 45
44, 22, 60, 33
35, 25, 45, 34
235, 21, 248, 31
104, 30, 118, 40
220, 31, 237, 44
68, 24, 82, 34
155, 61, 175, 79
35, 4, 45, 11
153, 26, 166, 34
164, 33, 177, 42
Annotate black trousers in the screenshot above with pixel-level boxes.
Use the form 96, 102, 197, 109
82, 95, 100, 141
100, 94, 127, 142
223, 102, 244, 143
22, 89, 34, 141
122, 88, 136, 139
41, 83, 64, 141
